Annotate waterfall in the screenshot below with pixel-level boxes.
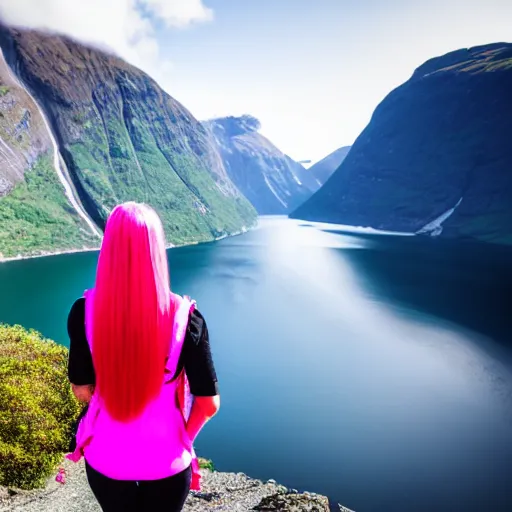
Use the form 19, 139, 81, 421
0, 49, 101, 238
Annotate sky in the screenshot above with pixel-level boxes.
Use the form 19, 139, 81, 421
0, 0, 511, 164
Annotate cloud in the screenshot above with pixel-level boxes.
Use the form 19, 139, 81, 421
142, 0, 213, 27
0, 0, 213, 84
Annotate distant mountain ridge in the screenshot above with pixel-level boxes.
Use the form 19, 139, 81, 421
204, 115, 321, 214
0, 25, 257, 258
291, 43, 512, 245
308, 146, 351, 185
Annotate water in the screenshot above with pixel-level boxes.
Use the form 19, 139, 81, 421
1, 217, 511, 511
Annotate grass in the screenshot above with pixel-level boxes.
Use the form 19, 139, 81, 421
0, 153, 98, 259
0, 85, 10, 96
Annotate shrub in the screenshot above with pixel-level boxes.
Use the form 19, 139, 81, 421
198, 457, 215, 471
0, 324, 82, 489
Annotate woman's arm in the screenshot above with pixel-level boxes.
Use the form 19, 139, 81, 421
182, 309, 220, 444
186, 395, 220, 443
67, 298, 96, 401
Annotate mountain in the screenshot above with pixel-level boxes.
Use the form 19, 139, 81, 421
291, 43, 512, 245
0, 26, 257, 259
204, 115, 319, 214
0, 41, 100, 258
308, 146, 351, 184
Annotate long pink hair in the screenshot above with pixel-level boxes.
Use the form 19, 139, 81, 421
92, 202, 174, 422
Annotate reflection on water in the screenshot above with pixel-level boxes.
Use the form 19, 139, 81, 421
0, 216, 511, 511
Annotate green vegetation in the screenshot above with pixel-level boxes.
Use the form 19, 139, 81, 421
198, 458, 215, 471
66, 102, 256, 246
0, 154, 98, 259
0, 27, 257, 259
0, 85, 10, 96
0, 324, 82, 489
0, 321, 213, 490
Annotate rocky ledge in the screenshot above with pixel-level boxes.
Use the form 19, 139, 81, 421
0, 459, 353, 512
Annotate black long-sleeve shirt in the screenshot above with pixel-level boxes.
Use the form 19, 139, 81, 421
67, 298, 219, 397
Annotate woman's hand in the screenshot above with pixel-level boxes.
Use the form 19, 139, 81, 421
71, 383, 95, 403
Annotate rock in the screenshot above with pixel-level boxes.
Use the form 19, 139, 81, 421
189, 491, 222, 502
338, 505, 356, 512
0, 459, 353, 512
253, 492, 330, 511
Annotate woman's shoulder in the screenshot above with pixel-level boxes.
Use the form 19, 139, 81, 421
67, 297, 87, 340
68, 296, 86, 320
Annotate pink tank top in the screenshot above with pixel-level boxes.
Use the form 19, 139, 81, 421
66, 289, 201, 488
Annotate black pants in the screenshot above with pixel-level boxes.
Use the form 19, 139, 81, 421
85, 461, 192, 512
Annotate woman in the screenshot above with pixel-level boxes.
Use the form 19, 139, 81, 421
66, 202, 220, 511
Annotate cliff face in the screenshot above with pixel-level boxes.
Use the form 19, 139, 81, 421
0, 26, 257, 258
205, 115, 318, 214
0, 50, 51, 194
308, 146, 351, 185
291, 43, 512, 245
0, 47, 98, 259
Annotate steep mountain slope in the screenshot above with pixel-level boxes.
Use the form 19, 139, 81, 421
291, 43, 512, 245
308, 146, 351, 185
204, 115, 318, 214
0, 48, 99, 259
0, 26, 257, 258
